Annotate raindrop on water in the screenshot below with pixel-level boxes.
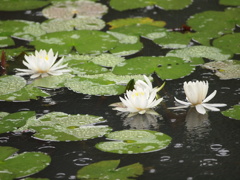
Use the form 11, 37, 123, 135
73, 157, 92, 166
210, 144, 222, 151
216, 148, 230, 157
55, 173, 66, 179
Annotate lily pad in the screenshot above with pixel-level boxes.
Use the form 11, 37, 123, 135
3, 47, 30, 60
219, 0, 240, 6
0, 146, 51, 179
109, 0, 192, 11
0, 0, 50, 11
30, 30, 118, 55
65, 73, 147, 95
41, 18, 105, 33
153, 31, 193, 49
222, 105, 240, 120
96, 130, 172, 154
0, 75, 26, 95
77, 160, 143, 179
213, 33, 240, 55
0, 36, 14, 47
0, 111, 35, 134
108, 17, 165, 29
166, 46, 232, 61
202, 60, 240, 79
0, 84, 50, 101
18, 112, 112, 141
32, 74, 74, 89
42, 1, 108, 19
112, 56, 203, 80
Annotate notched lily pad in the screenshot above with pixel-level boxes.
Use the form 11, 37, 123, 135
77, 160, 143, 179
42, 1, 108, 19
0, 75, 26, 96
112, 56, 203, 80
0, 0, 50, 11
0, 146, 51, 179
65, 73, 147, 95
108, 17, 165, 29
96, 130, 172, 154
166, 46, 232, 61
202, 60, 240, 79
109, 0, 192, 11
222, 105, 240, 120
18, 112, 112, 141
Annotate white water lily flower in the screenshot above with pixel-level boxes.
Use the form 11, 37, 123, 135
111, 88, 163, 115
15, 49, 71, 79
170, 81, 227, 114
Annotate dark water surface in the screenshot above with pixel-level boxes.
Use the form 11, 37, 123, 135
0, 0, 240, 179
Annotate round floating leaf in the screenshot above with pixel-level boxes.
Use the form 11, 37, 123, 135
65, 73, 146, 95
112, 56, 202, 80
41, 18, 105, 33
153, 32, 193, 49
3, 47, 30, 60
30, 30, 118, 55
0, 75, 26, 95
0, 146, 51, 179
91, 54, 126, 67
19, 112, 112, 141
109, 0, 192, 11
219, 0, 240, 6
166, 46, 232, 61
0, 36, 14, 47
0, 84, 50, 101
0, 146, 18, 161
42, 1, 108, 19
77, 160, 143, 179
0, 0, 50, 11
32, 74, 74, 89
96, 130, 172, 154
108, 17, 165, 29
0, 111, 35, 134
202, 60, 240, 79
213, 33, 240, 55
222, 105, 240, 120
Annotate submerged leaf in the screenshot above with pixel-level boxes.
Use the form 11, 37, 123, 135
222, 105, 240, 120
96, 130, 172, 154
202, 60, 240, 79
77, 160, 143, 179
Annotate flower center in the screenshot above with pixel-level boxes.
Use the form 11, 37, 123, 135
131, 92, 144, 98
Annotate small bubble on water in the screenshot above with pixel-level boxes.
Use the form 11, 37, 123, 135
160, 156, 171, 162
210, 144, 222, 151
174, 143, 183, 148
0, 137, 9, 143
73, 157, 92, 166
200, 159, 218, 167
55, 173, 66, 179
216, 149, 230, 157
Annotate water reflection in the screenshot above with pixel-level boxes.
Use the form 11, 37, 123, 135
185, 107, 209, 132
123, 113, 161, 130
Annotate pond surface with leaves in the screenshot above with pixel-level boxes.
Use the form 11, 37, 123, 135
0, 0, 240, 179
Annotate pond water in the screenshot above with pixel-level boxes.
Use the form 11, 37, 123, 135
0, 0, 240, 179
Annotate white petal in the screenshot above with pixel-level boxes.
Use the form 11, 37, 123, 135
202, 103, 221, 111
168, 105, 189, 109
174, 97, 191, 106
203, 90, 217, 103
195, 104, 206, 114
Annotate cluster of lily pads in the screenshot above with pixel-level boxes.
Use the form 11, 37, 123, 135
0, 0, 240, 179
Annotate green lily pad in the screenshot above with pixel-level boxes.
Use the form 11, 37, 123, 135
112, 56, 203, 80
108, 17, 165, 29
0, 146, 51, 179
23, 178, 49, 180
213, 33, 240, 55
219, 0, 240, 6
0, 36, 14, 47
77, 160, 143, 179
0, 111, 35, 134
0, 84, 50, 101
19, 112, 112, 141
166, 46, 232, 61
202, 60, 240, 79
32, 74, 74, 89
153, 31, 193, 49
42, 0, 108, 19
91, 54, 126, 67
109, 0, 192, 11
0, 0, 50, 11
0, 75, 26, 95
222, 105, 240, 120
65, 73, 147, 95
30, 30, 118, 55
3, 47, 30, 60
41, 18, 105, 33
96, 130, 172, 154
